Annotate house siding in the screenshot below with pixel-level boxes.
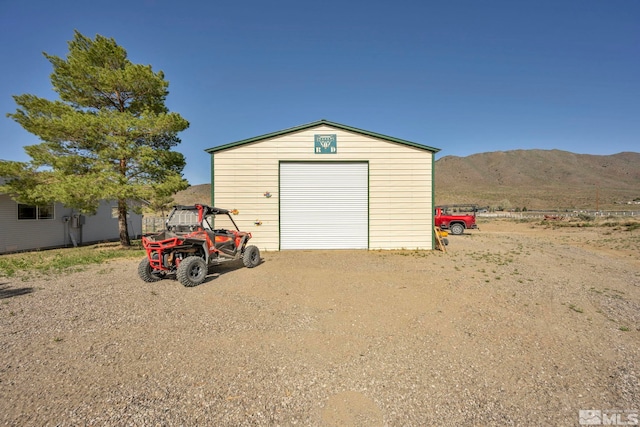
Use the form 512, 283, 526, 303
0, 196, 142, 254
81, 201, 143, 242
0, 195, 67, 253
211, 124, 434, 251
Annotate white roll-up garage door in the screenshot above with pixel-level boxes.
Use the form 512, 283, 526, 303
280, 162, 368, 249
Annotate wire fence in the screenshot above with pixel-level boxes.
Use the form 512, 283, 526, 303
143, 210, 639, 232
478, 211, 640, 219
142, 216, 166, 233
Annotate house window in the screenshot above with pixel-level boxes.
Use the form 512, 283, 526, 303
111, 207, 130, 219
38, 204, 54, 219
18, 203, 55, 220
17, 204, 36, 220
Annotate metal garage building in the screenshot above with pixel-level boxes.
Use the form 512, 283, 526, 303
205, 120, 440, 251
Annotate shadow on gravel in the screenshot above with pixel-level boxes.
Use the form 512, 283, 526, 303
201, 258, 265, 285
0, 283, 35, 299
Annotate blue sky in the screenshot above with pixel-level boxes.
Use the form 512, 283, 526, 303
1, 0, 638, 185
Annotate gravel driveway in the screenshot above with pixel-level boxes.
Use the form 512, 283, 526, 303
1, 220, 639, 426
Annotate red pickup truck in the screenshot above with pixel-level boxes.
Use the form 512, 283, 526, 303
435, 205, 478, 235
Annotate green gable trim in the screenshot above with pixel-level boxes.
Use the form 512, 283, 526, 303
210, 152, 215, 206
205, 119, 440, 154
432, 153, 436, 250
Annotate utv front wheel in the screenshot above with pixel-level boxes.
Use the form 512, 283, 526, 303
138, 258, 162, 282
242, 245, 261, 268
177, 256, 208, 287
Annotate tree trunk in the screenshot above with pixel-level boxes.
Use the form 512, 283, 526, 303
118, 199, 131, 247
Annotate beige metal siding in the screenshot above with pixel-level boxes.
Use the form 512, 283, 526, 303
212, 124, 434, 251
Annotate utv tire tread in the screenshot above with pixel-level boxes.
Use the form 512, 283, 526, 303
177, 256, 207, 287
138, 258, 161, 282
242, 245, 261, 268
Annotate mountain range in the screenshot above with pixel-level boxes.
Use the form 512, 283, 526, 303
435, 150, 640, 210
173, 150, 640, 211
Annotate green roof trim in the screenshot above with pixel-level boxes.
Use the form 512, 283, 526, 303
204, 119, 440, 154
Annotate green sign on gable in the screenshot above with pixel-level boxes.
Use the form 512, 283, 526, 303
314, 134, 337, 154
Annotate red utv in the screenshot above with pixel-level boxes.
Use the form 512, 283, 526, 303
138, 204, 260, 287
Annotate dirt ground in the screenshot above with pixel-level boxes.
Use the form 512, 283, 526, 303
1, 218, 639, 426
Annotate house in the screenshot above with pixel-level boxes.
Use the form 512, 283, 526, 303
0, 191, 142, 254
205, 119, 440, 250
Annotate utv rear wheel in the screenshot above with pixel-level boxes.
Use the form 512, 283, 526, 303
450, 223, 465, 235
177, 256, 207, 287
242, 245, 260, 268
138, 258, 162, 282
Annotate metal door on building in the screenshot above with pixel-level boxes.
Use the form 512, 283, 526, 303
279, 162, 368, 249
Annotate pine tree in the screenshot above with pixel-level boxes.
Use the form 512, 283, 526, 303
1, 31, 189, 247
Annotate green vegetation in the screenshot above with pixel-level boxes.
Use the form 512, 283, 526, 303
568, 304, 584, 313
589, 287, 628, 300
577, 213, 595, 221
514, 217, 539, 224
597, 220, 640, 232
0, 31, 189, 248
625, 222, 640, 232
467, 250, 516, 265
393, 250, 439, 258
0, 243, 144, 278
530, 216, 640, 233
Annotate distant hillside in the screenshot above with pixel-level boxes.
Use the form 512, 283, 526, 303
172, 183, 211, 206
435, 150, 640, 210
173, 150, 640, 211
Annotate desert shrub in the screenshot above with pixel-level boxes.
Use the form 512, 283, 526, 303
624, 222, 640, 232
600, 222, 619, 227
